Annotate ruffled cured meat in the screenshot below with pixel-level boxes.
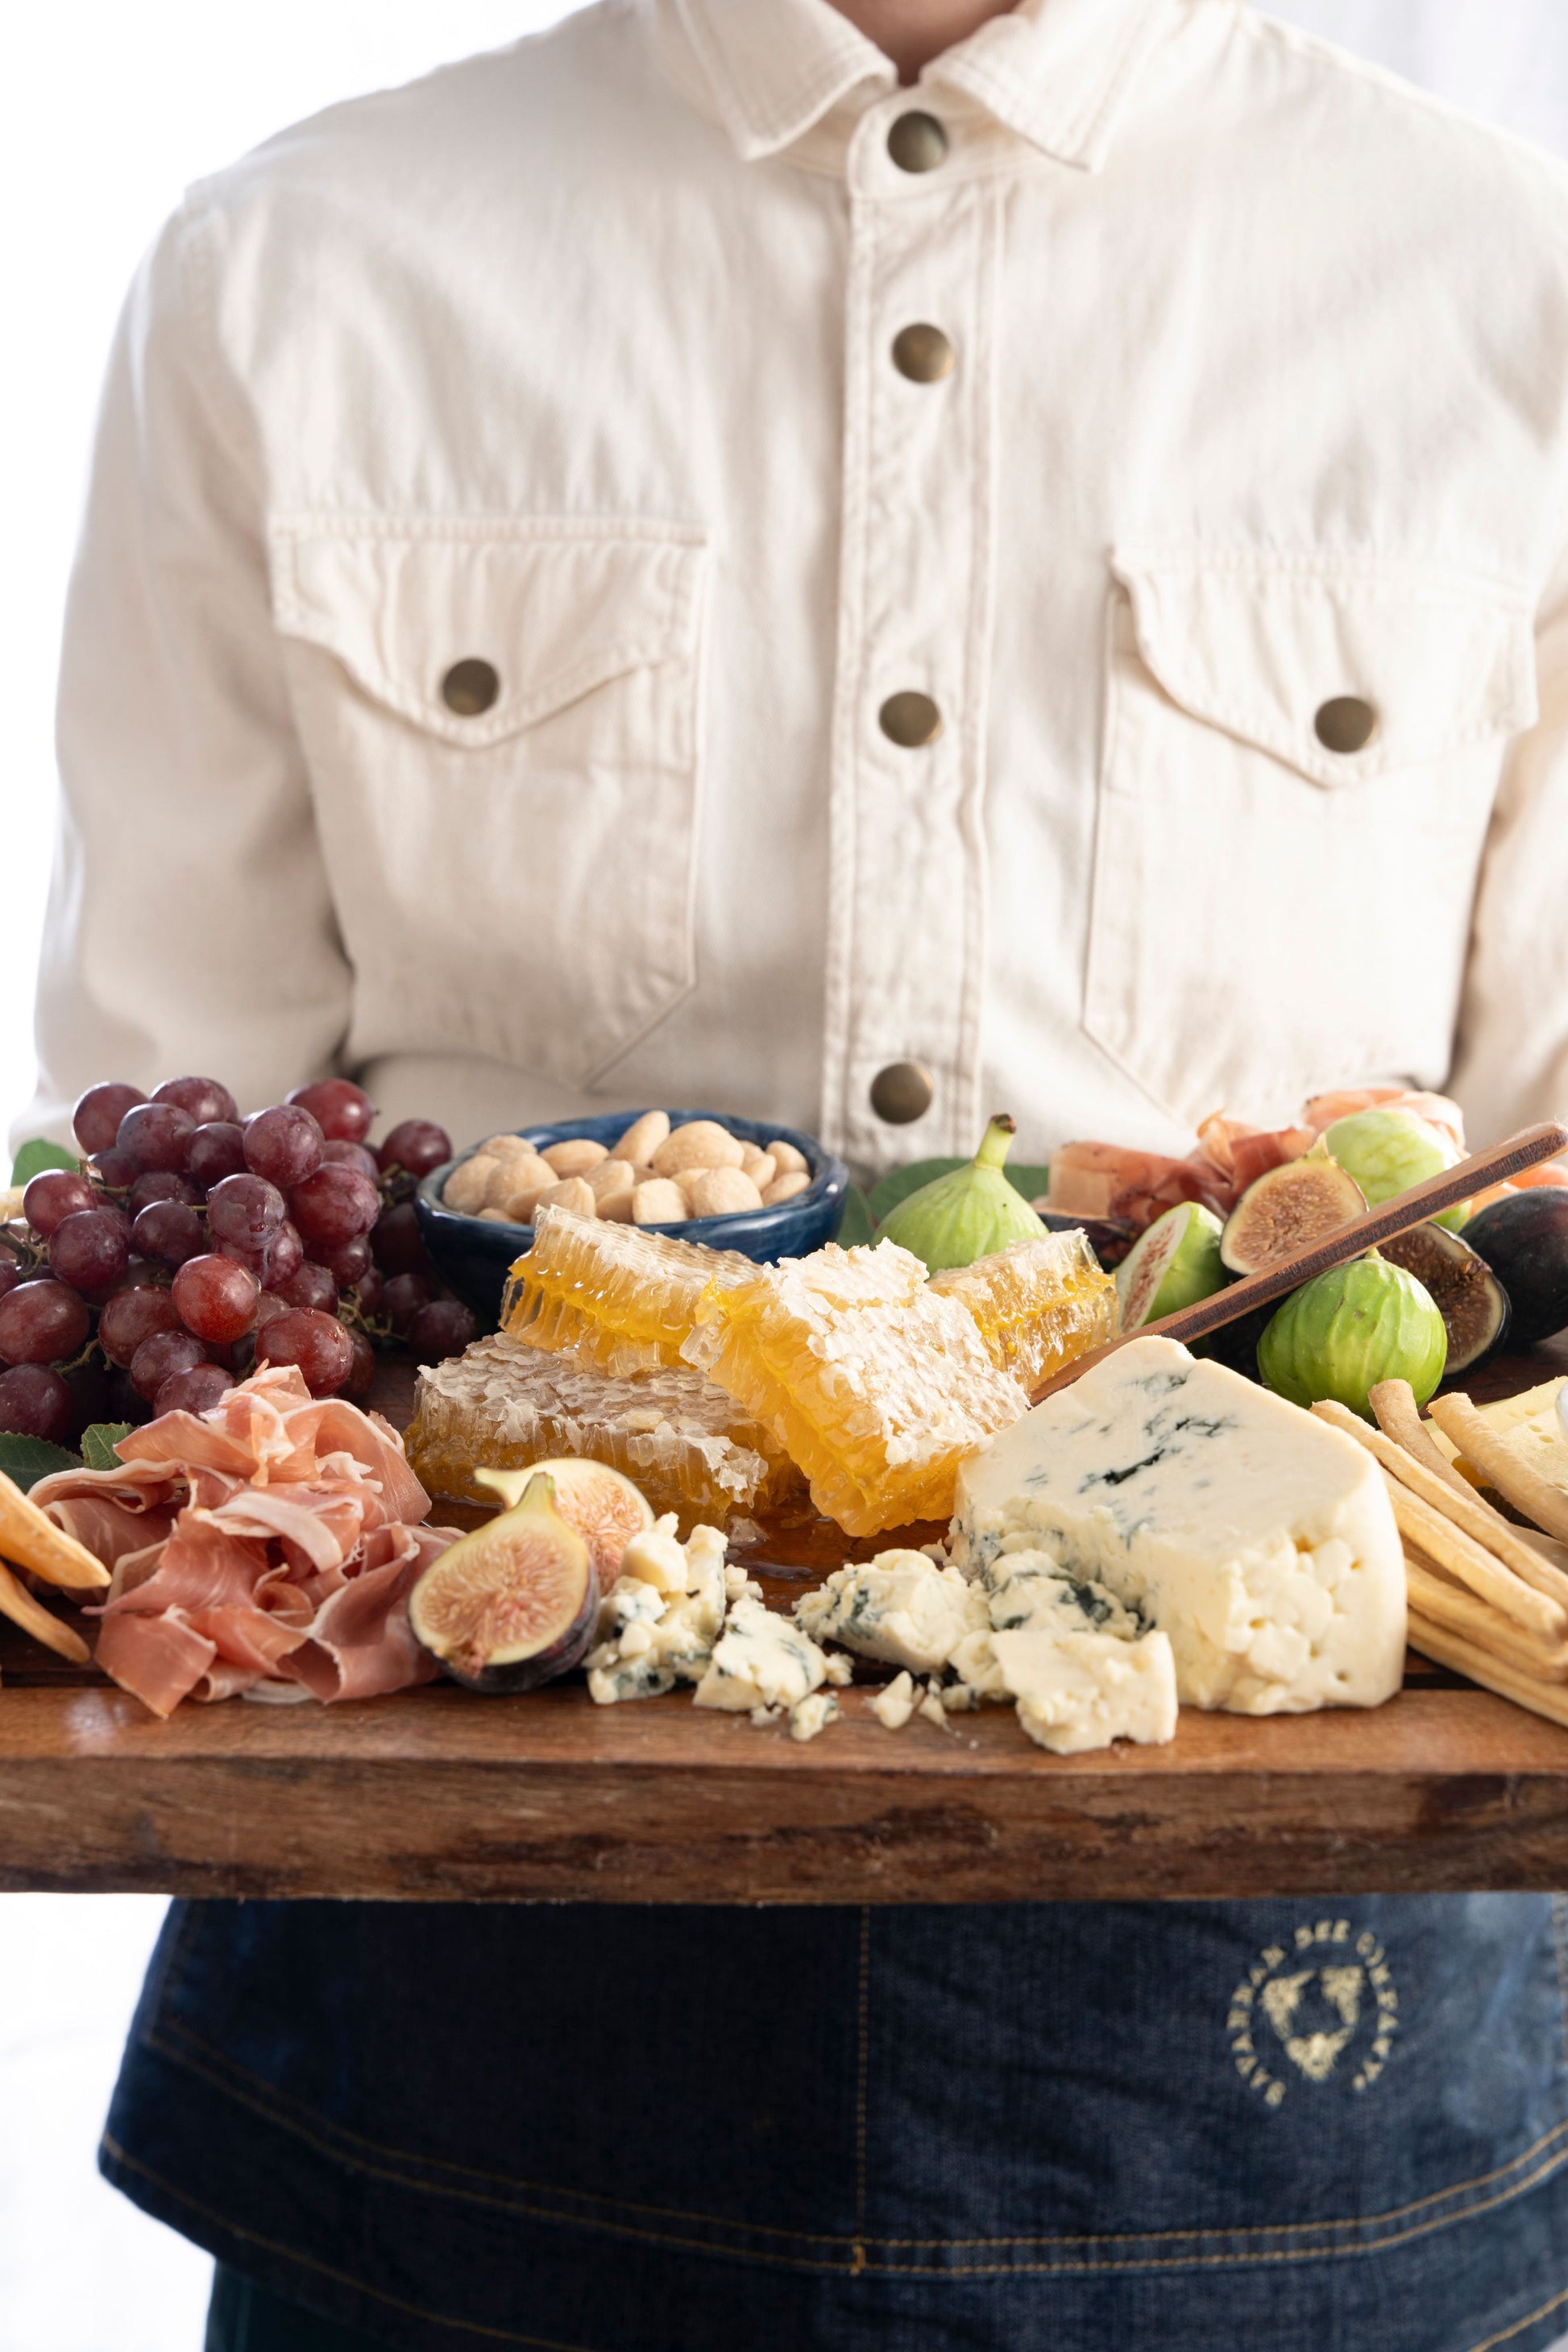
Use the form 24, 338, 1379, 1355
1301, 1087, 1466, 1155
31, 1365, 458, 1718
1045, 1142, 1232, 1229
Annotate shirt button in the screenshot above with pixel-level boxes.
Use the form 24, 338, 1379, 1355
879, 691, 943, 747
442, 658, 500, 716
870, 1062, 935, 1124
891, 324, 954, 383
1314, 695, 1379, 755
886, 111, 948, 172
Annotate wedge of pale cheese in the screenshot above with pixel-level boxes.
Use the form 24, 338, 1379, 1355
951, 1337, 1404, 1715
1428, 1378, 1568, 1493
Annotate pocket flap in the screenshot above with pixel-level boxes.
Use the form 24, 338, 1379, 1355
270, 516, 707, 745
1112, 549, 1537, 787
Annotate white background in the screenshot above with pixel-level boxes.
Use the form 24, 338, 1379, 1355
3, 6, 1568, 2348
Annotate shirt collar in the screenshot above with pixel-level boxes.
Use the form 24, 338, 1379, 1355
670, 0, 1175, 172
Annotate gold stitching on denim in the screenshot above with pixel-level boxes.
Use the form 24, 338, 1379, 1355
101, 2136, 603, 2347
135, 2017, 1568, 2275
852, 1906, 870, 2276
1466, 2278, 1568, 2352
147, 2008, 1568, 2259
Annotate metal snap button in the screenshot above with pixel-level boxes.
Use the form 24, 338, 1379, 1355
870, 1062, 935, 1124
1313, 695, 1379, 755
441, 658, 500, 717
891, 324, 954, 383
886, 111, 948, 173
879, 691, 943, 748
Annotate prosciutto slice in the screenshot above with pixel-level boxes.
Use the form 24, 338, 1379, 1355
31, 1364, 457, 1718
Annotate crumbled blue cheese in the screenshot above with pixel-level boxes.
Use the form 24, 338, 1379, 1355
992, 1628, 1178, 1754
790, 1691, 840, 1742
587, 1522, 729, 1704
952, 1336, 1404, 1715
793, 1550, 988, 1674
693, 1597, 828, 1713
869, 1670, 917, 1729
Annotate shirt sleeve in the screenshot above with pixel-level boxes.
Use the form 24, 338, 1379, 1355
15, 196, 351, 1151
1448, 545, 1568, 1148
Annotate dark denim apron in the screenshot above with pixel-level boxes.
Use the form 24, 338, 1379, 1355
104, 1896, 1568, 2350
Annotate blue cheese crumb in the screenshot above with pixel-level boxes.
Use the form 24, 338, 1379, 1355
790, 1691, 839, 1742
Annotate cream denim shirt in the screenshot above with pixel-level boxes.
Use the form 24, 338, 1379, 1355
27, 0, 1568, 1172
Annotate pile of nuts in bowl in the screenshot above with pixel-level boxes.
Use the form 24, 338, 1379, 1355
441, 1114, 814, 1228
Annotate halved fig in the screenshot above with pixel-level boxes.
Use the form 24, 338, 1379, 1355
409, 1471, 595, 1693
1379, 1222, 1512, 1373
1220, 1159, 1367, 1276
475, 1458, 654, 1591
1116, 1202, 1226, 1333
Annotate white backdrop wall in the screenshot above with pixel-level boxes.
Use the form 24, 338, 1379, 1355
2, 7, 1568, 2350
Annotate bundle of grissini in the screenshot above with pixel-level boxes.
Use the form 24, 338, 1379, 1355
1317, 1379, 1568, 1731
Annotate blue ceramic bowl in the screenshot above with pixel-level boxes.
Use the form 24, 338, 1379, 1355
415, 1109, 849, 1325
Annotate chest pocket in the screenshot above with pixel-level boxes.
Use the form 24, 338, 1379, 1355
270, 516, 709, 1089
1085, 550, 1537, 1127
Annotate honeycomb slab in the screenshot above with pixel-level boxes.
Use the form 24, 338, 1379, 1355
930, 1229, 1115, 1392
406, 1332, 794, 1525
682, 1240, 1030, 1537
500, 1206, 754, 1377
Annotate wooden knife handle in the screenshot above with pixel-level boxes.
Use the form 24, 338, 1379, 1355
1030, 1118, 1568, 1405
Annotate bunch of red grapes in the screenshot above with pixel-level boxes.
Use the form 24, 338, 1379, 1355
0, 1076, 478, 1443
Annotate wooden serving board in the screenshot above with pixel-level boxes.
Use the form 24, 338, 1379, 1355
2, 1344, 1567, 1906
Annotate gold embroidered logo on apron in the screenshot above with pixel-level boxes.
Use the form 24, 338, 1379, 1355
1227, 1919, 1400, 2106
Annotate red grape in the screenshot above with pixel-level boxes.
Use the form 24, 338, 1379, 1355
74, 1082, 147, 1155
342, 1330, 376, 1400
117, 1101, 194, 1175
22, 1170, 95, 1238
272, 1261, 338, 1314
286, 1079, 375, 1144
188, 1121, 247, 1189
172, 1254, 261, 1345
288, 1164, 380, 1250
377, 1118, 452, 1179
98, 1285, 183, 1369
207, 1172, 285, 1251
0, 1363, 74, 1441
255, 1307, 355, 1397
317, 1236, 372, 1287
218, 1221, 305, 1290
130, 1329, 209, 1403
127, 1170, 200, 1214
321, 1139, 380, 1181
49, 1208, 130, 1295
153, 1363, 235, 1417
243, 1104, 324, 1188
408, 1296, 479, 1364
132, 1200, 205, 1267
0, 1280, 92, 1367
370, 1201, 429, 1275
253, 1292, 292, 1333
152, 1075, 238, 1126
352, 1265, 384, 1317
381, 1272, 433, 1333
0, 1262, 21, 1305
89, 1148, 137, 1191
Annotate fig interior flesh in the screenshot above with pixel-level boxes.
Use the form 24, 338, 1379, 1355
1116, 1202, 1226, 1332
1378, 1223, 1511, 1374
409, 1471, 595, 1693
1219, 1158, 1367, 1276
475, 1457, 654, 1591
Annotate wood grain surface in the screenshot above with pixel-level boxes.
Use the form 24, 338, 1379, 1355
3, 1340, 1567, 1905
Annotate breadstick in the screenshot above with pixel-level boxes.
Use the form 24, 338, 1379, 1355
1313, 1400, 1568, 1612
0, 1470, 110, 1591
1350, 1448, 1565, 1634
1368, 1379, 1478, 1500
1427, 1394, 1568, 1544
0, 1558, 89, 1665
1408, 1612, 1568, 1732
1404, 1554, 1568, 1679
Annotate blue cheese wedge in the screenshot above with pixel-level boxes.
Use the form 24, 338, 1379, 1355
693, 1597, 828, 1714
793, 1550, 988, 1674
952, 1336, 1404, 1715
991, 1628, 1177, 1754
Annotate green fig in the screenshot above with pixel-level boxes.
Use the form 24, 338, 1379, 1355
1116, 1202, 1226, 1330
1318, 1109, 1469, 1233
1257, 1255, 1447, 1420
876, 1115, 1043, 1274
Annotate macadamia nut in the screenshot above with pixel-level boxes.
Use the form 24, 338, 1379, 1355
542, 1139, 609, 1178
442, 1155, 500, 1214
767, 1139, 808, 1175
685, 1167, 765, 1218
612, 1110, 671, 1165
653, 1120, 745, 1176
632, 1178, 689, 1225
762, 1171, 811, 1205
536, 1176, 598, 1218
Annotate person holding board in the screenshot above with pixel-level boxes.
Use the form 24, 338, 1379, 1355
23, 0, 1568, 2345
